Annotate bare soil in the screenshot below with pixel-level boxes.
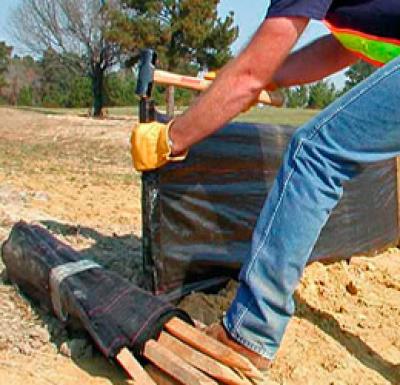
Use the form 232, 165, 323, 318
0, 107, 400, 384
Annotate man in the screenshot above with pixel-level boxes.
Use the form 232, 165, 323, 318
132, 0, 400, 371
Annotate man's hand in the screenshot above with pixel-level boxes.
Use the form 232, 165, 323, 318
131, 120, 188, 172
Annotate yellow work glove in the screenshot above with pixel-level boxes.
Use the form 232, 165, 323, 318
131, 120, 188, 172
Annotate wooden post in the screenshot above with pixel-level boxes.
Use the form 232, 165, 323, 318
166, 85, 175, 119
146, 365, 181, 385
396, 157, 400, 241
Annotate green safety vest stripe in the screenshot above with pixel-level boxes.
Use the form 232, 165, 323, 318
325, 21, 400, 67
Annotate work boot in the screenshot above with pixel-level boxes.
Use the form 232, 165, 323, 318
206, 323, 272, 371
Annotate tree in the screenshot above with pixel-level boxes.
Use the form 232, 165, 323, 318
3, 55, 41, 105
105, 70, 137, 106
284, 85, 308, 108
68, 76, 93, 108
38, 49, 82, 107
11, 0, 120, 116
342, 61, 376, 93
37, 51, 93, 108
108, 1, 238, 87
307, 80, 337, 109
17, 85, 34, 106
109, 1, 237, 72
0, 42, 12, 91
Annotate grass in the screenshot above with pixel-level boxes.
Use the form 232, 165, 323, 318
237, 106, 318, 126
6, 105, 319, 127
3, 105, 139, 117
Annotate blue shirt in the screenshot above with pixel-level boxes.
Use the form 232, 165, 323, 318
267, 0, 400, 40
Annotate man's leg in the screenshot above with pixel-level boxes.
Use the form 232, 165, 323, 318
224, 57, 400, 360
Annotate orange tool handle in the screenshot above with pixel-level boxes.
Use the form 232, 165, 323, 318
153, 70, 284, 107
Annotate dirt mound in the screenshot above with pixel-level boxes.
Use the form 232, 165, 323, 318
179, 280, 238, 325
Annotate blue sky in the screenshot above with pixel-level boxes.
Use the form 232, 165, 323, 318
0, 0, 16, 45
0, 0, 345, 85
218, 0, 330, 53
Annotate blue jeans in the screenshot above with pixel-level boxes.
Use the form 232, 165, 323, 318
224, 57, 400, 360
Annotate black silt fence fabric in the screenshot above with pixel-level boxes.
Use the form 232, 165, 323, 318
142, 122, 399, 296
1, 221, 191, 358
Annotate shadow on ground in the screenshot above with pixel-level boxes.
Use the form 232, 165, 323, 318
40, 220, 146, 288
295, 292, 400, 384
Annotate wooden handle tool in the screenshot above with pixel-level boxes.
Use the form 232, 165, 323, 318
153, 70, 284, 107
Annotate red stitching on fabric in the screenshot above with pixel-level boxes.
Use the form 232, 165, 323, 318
88, 287, 132, 317
129, 304, 171, 345
103, 304, 171, 356
105, 335, 126, 357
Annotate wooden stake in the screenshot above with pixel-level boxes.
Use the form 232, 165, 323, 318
164, 318, 262, 381
116, 347, 157, 385
158, 332, 253, 385
143, 340, 218, 385
166, 85, 175, 119
146, 364, 181, 385
396, 157, 400, 241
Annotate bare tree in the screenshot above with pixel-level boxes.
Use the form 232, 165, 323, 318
11, 0, 120, 116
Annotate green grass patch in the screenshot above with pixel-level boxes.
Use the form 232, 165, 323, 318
2, 105, 139, 117
3, 105, 318, 127
237, 107, 318, 126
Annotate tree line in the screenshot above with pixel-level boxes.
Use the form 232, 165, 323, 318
0, 0, 236, 116
284, 62, 376, 109
0, 0, 375, 114
0, 46, 200, 109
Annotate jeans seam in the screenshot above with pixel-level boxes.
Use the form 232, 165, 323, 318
245, 140, 303, 282
231, 296, 255, 335
233, 142, 303, 332
224, 318, 275, 359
